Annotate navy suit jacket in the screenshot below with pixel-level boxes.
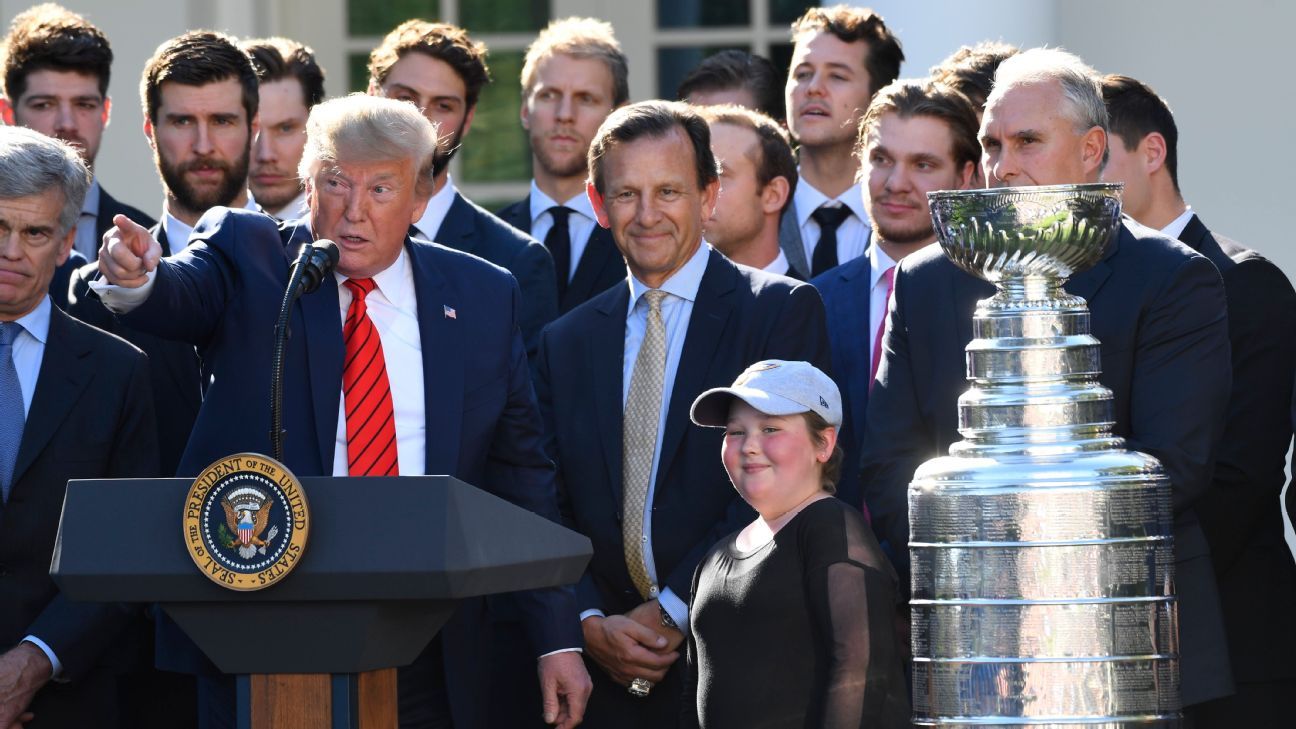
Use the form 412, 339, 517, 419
536, 249, 831, 616
66, 219, 202, 477
861, 221, 1234, 705
430, 192, 558, 361
119, 208, 578, 729
496, 195, 626, 315
1, 305, 158, 727
1177, 215, 1296, 684
809, 254, 874, 512
94, 185, 155, 244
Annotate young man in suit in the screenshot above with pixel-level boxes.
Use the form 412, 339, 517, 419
861, 48, 1235, 712
0, 125, 158, 729
1101, 73, 1296, 727
536, 100, 830, 727
811, 80, 977, 514
243, 36, 325, 222
781, 5, 903, 277
697, 104, 802, 278
367, 20, 557, 359
0, 4, 154, 309
94, 93, 591, 729
497, 17, 628, 315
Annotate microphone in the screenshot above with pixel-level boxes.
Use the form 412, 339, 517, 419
289, 240, 340, 296
270, 239, 340, 460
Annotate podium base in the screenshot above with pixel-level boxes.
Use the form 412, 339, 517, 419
236, 669, 397, 729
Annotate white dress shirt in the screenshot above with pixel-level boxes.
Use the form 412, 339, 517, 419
330, 248, 426, 477
270, 190, 310, 223
411, 175, 459, 242
1159, 205, 1195, 241
793, 178, 871, 269
762, 249, 791, 276
866, 242, 899, 375
161, 193, 261, 253
5, 297, 66, 678
578, 242, 712, 630
528, 180, 598, 282
74, 179, 101, 261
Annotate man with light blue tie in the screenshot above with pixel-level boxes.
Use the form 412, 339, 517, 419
0, 125, 157, 728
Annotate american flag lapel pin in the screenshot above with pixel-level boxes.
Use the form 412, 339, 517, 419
443, 304, 457, 319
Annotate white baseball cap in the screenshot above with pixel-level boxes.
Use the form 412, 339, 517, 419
690, 360, 842, 428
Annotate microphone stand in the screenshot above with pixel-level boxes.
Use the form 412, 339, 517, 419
270, 246, 314, 462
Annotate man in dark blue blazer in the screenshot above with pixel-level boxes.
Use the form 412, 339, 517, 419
536, 101, 830, 727
861, 49, 1234, 709
1101, 74, 1296, 726
93, 95, 590, 729
366, 19, 558, 361
811, 81, 979, 514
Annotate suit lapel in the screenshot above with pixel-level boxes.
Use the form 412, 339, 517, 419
591, 286, 628, 503
828, 261, 872, 433
291, 228, 345, 470
565, 225, 623, 310
408, 240, 463, 473
435, 194, 478, 255
151, 223, 173, 257
501, 196, 532, 234
1178, 214, 1209, 253
1067, 225, 1121, 302
656, 252, 734, 483
778, 202, 809, 278
11, 308, 92, 485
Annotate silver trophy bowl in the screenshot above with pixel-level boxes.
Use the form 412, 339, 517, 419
910, 183, 1182, 727
929, 183, 1122, 283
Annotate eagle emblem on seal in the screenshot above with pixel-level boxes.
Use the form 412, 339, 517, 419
219, 487, 280, 559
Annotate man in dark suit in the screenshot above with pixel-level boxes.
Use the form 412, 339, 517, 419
366, 20, 557, 359
1101, 73, 1296, 726
698, 105, 805, 279
861, 49, 1234, 711
0, 126, 158, 728
811, 80, 977, 515
94, 94, 590, 729
0, 5, 155, 310
496, 18, 628, 315
537, 101, 830, 727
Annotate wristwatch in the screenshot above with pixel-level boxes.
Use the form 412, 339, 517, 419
659, 604, 678, 630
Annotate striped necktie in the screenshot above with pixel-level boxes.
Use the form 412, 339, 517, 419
342, 278, 399, 476
622, 289, 668, 598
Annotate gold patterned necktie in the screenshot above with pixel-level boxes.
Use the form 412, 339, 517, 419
622, 289, 668, 599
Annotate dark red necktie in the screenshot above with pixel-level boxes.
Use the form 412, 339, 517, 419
342, 278, 399, 476
870, 265, 896, 388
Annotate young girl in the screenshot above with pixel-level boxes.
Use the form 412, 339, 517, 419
683, 360, 908, 728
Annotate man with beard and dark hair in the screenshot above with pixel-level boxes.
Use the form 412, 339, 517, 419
0, 3, 154, 306
497, 17, 628, 316
243, 36, 325, 221
811, 80, 977, 512
137, 30, 260, 252
368, 20, 557, 360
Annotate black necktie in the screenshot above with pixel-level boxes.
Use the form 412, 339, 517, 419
810, 205, 852, 277
545, 206, 573, 300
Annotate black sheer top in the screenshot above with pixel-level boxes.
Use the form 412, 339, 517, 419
684, 497, 909, 728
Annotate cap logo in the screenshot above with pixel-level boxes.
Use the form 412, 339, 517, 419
735, 362, 779, 386
819, 395, 829, 408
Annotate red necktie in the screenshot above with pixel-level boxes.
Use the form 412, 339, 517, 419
342, 278, 399, 476
870, 265, 896, 388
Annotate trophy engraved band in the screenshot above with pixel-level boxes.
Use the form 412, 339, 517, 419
909, 184, 1182, 727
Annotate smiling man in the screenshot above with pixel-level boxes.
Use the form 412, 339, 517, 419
367, 20, 557, 360
811, 80, 977, 510
782, 5, 903, 277
535, 100, 829, 727
860, 48, 1235, 714
90, 93, 591, 729
242, 37, 325, 222
497, 17, 629, 315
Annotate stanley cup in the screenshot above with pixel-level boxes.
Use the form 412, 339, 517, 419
909, 184, 1182, 727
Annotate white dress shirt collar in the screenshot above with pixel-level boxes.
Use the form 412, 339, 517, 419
337, 245, 413, 309
866, 239, 899, 289
162, 193, 260, 251
529, 179, 597, 225
793, 177, 870, 229
412, 175, 459, 241
1159, 205, 1195, 241
627, 241, 710, 314
11, 295, 51, 345
762, 249, 791, 275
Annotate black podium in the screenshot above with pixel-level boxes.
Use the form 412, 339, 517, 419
50, 475, 592, 728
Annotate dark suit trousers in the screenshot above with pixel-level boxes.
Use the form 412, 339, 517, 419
580, 655, 683, 729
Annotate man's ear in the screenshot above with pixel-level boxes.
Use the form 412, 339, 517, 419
587, 180, 610, 229
760, 175, 791, 216
102, 95, 112, 129
55, 225, 75, 266
0, 97, 15, 125
143, 116, 156, 149
1081, 125, 1106, 177
1141, 132, 1168, 175
701, 178, 720, 221
955, 160, 976, 190
460, 105, 477, 138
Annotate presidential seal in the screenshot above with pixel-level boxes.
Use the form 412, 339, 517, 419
183, 453, 310, 591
